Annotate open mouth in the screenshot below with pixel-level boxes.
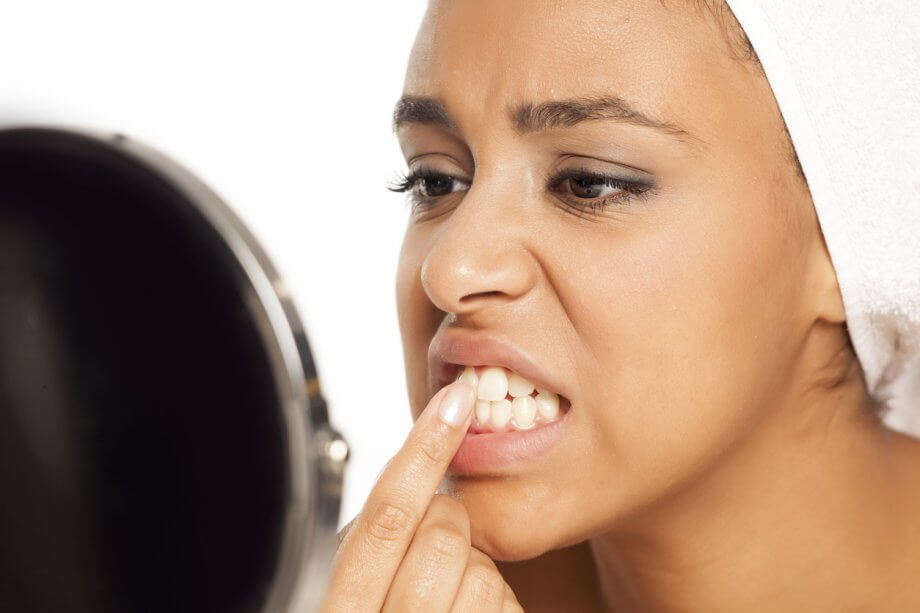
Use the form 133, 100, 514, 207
453, 365, 571, 432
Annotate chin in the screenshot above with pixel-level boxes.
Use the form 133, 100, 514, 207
448, 476, 587, 562
469, 513, 560, 562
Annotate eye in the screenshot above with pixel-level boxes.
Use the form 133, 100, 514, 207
389, 168, 471, 200
567, 175, 623, 199
548, 168, 653, 212
417, 173, 466, 197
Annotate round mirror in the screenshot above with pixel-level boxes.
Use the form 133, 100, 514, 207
0, 127, 346, 613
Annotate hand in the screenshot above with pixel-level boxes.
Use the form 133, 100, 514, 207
321, 381, 524, 612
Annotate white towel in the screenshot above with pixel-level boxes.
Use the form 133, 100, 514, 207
723, 1, 920, 435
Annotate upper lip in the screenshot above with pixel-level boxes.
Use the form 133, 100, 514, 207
428, 328, 568, 400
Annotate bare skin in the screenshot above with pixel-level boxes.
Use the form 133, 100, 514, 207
323, 1, 920, 611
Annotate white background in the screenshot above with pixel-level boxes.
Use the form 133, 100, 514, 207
0, 0, 428, 528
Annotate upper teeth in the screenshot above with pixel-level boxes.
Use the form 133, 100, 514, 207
454, 366, 562, 431
508, 371, 535, 397
477, 367, 508, 401
535, 389, 559, 420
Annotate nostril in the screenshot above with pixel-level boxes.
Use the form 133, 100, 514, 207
459, 290, 505, 303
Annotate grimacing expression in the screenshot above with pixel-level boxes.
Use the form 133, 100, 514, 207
395, 0, 835, 561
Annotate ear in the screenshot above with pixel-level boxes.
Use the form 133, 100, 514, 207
810, 232, 847, 325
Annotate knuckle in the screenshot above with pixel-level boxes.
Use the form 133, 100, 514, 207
364, 500, 415, 546
421, 522, 468, 561
466, 563, 506, 604
411, 430, 452, 467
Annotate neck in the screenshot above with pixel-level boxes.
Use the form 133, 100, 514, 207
589, 371, 920, 612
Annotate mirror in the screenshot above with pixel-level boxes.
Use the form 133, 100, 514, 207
0, 127, 346, 613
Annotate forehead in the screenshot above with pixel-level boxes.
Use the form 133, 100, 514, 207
405, 0, 750, 139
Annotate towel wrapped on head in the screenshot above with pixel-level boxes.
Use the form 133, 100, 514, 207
723, 1, 920, 435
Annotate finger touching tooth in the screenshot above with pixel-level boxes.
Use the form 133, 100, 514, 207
449, 367, 566, 431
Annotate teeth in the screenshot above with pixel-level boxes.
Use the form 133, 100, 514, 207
457, 366, 479, 386
474, 400, 491, 425
507, 372, 535, 397
512, 395, 536, 428
490, 398, 513, 429
477, 367, 509, 401
453, 365, 564, 431
535, 390, 559, 419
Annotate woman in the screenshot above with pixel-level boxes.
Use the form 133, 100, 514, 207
323, 0, 920, 610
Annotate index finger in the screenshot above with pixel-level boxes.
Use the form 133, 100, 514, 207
322, 380, 476, 612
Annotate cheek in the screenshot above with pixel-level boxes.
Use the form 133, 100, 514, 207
562, 186, 807, 506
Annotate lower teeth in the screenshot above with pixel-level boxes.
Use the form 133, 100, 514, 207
490, 398, 513, 429
512, 395, 536, 428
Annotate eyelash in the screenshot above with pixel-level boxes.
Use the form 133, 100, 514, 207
387, 166, 457, 196
546, 167, 653, 213
388, 166, 654, 214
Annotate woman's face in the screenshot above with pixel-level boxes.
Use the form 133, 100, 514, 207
395, 0, 826, 561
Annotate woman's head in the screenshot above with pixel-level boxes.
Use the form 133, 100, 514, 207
394, 0, 865, 561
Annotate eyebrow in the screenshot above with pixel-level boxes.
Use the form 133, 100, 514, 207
393, 94, 695, 141
512, 95, 691, 138
392, 96, 457, 131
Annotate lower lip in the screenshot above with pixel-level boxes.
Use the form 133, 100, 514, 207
448, 399, 572, 476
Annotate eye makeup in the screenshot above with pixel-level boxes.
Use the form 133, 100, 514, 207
389, 159, 656, 216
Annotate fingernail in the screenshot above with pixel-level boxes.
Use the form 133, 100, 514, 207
438, 381, 475, 427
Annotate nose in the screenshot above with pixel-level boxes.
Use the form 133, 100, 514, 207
420, 182, 538, 316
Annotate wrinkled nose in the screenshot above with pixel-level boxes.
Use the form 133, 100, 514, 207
420, 183, 538, 317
